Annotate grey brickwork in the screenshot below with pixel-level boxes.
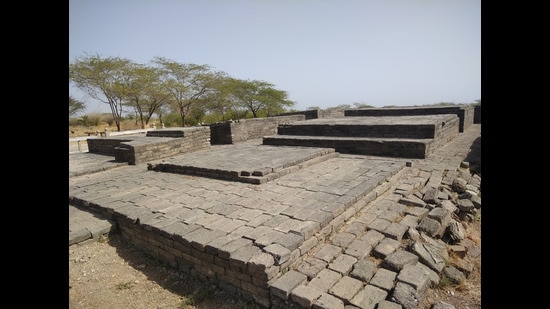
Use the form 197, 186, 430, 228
87, 126, 211, 164
264, 115, 459, 159
344, 105, 475, 132
69, 112, 481, 309
209, 115, 305, 144
275, 108, 345, 120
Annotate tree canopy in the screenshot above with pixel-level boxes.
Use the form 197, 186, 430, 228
69, 54, 134, 131
69, 95, 86, 116
69, 54, 296, 129
227, 78, 294, 118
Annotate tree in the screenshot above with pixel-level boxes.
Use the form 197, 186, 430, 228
124, 64, 170, 129
331, 104, 351, 110
153, 57, 214, 126
69, 53, 134, 131
229, 79, 295, 118
352, 102, 375, 108
69, 95, 86, 116
155, 104, 171, 127
203, 73, 241, 122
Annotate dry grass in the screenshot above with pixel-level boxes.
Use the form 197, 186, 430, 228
69, 120, 145, 138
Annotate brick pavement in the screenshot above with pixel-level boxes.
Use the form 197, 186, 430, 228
269, 124, 481, 308
68, 124, 481, 308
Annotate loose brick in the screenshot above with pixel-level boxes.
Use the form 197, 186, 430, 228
270, 270, 307, 300
328, 275, 364, 304
290, 285, 323, 308
350, 284, 388, 309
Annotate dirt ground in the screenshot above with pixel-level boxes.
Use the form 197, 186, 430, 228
68, 233, 260, 309
68, 210, 481, 309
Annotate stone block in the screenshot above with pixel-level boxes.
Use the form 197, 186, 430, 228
370, 268, 397, 291
312, 292, 344, 309
381, 250, 419, 272
331, 232, 356, 248
264, 243, 291, 266
270, 270, 307, 300
368, 218, 391, 233
308, 269, 342, 293
428, 207, 452, 227
390, 282, 421, 309
350, 259, 377, 282
360, 229, 385, 246
417, 217, 444, 238
372, 237, 401, 259
290, 285, 323, 308
314, 244, 343, 263
296, 256, 327, 280
350, 284, 388, 309
328, 254, 357, 275
344, 239, 372, 259
397, 263, 431, 295
328, 276, 364, 305
382, 223, 408, 241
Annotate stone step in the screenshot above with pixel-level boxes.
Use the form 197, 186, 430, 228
147, 145, 339, 184
276, 115, 457, 139
263, 135, 433, 159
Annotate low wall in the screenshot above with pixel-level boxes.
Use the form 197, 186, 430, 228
278, 123, 437, 139
474, 105, 481, 124
276, 109, 345, 120
116, 127, 211, 164
344, 105, 474, 132
87, 138, 132, 155
115, 219, 279, 307
87, 127, 211, 165
209, 115, 305, 144
425, 115, 460, 155
265, 115, 459, 159
70, 173, 389, 308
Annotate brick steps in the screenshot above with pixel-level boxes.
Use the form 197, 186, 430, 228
263, 135, 433, 159
147, 147, 339, 184
262, 115, 460, 159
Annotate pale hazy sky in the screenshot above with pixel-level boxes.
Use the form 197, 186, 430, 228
69, 0, 481, 113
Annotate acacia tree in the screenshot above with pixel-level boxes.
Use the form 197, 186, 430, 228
202, 73, 239, 122
352, 102, 375, 108
69, 54, 134, 131
124, 64, 170, 129
155, 104, 172, 127
69, 95, 86, 116
229, 79, 294, 117
152, 57, 214, 126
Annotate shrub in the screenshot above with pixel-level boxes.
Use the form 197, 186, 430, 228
161, 113, 182, 127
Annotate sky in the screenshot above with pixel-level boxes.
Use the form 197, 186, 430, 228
69, 0, 481, 114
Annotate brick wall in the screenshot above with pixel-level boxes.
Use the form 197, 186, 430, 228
344, 105, 474, 132
425, 115, 460, 156
210, 115, 305, 144
115, 127, 211, 164
87, 127, 211, 165
87, 138, 132, 155
474, 105, 481, 124
69, 175, 388, 308
277, 123, 437, 139
276, 109, 345, 120
116, 221, 278, 307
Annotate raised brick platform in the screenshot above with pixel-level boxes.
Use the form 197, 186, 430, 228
263, 115, 459, 159
70, 110, 480, 308
69, 147, 408, 308
344, 105, 474, 132
147, 143, 338, 184
86, 126, 211, 164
